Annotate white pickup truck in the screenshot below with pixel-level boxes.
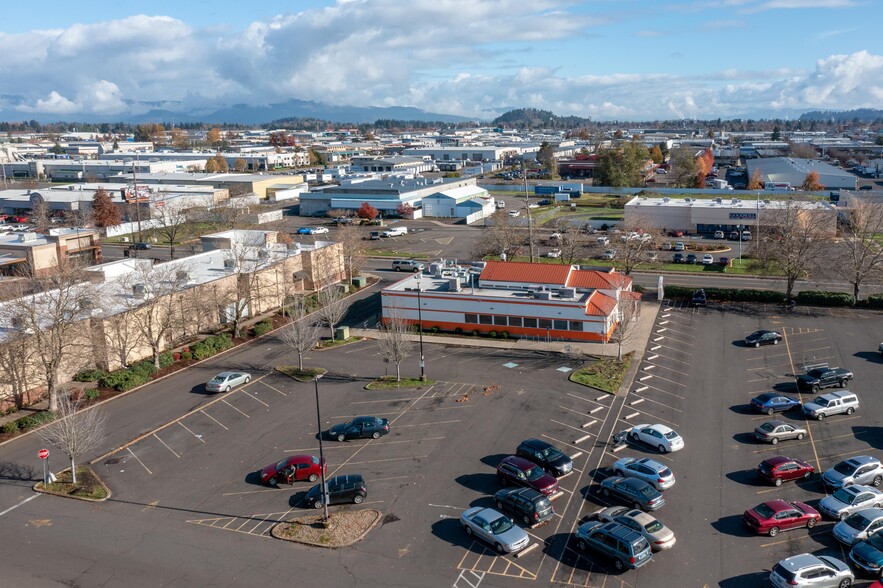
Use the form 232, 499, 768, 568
382, 226, 408, 237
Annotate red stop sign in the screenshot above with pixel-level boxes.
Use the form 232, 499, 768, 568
38, 449, 49, 459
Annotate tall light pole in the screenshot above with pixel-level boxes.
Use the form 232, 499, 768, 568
416, 277, 426, 381
314, 375, 329, 522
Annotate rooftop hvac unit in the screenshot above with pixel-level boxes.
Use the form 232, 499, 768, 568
535, 291, 552, 300
559, 287, 576, 298
223, 259, 236, 270
132, 283, 147, 297
448, 277, 461, 292
526, 284, 543, 293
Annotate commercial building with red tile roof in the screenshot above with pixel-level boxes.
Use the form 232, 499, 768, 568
380, 260, 638, 342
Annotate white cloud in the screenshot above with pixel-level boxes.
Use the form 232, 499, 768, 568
26, 91, 79, 114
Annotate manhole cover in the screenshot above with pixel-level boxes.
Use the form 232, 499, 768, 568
382, 513, 400, 525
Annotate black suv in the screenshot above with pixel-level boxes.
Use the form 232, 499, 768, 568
516, 438, 573, 477
575, 520, 653, 571
304, 474, 367, 508
494, 487, 554, 526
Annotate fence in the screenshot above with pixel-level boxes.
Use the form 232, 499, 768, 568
105, 218, 164, 238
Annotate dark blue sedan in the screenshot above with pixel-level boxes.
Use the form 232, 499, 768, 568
750, 393, 801, 415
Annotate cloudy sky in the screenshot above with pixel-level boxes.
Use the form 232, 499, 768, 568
1, 0, 881, 121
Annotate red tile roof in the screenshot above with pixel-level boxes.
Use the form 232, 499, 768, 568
480, 261, 572, 285
586, 291, 617, 316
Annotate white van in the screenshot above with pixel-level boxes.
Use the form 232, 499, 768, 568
382, 226, 408, 238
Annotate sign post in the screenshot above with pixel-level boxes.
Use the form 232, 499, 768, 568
38, 448, 49, 485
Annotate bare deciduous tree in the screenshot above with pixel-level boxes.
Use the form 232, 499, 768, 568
152, 201, 190, 260
31, 200, 53, 231
37, 394, 107, 484
279, 301, 322, 370
315, 284, 351, 341
336, 223, 367, 284
554, 222, 591, 265
610, 287, 642, 362
1, 261, 89, 411
0, 332, 35, 410
472, 209, 523, 261
762, 199, 830, 300
831, 199, 883, 302
118, 262, 183, 368
375, 310, 415, 381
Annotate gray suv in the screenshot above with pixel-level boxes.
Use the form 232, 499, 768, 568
769, 553, 853, 588
574, 520, 652, 572
823, 456, 883, 490
391, 259, 424, 272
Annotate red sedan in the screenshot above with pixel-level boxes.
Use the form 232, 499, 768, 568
259, 454, 326, 486
743, 499, 821, 536
756, 456, 814, 486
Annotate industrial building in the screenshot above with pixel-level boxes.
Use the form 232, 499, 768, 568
623, 196, 838, 237
745, 157, 857, 190
298, 177, 481, 217
0, 228, 101, 277
420, 185, 495, 223
381, 261, 637, 342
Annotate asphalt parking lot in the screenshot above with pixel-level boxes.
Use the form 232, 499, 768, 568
2, 302, 882, 587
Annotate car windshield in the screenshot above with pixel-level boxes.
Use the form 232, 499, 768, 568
663, 431, 679, 440
526, 466, 546, 481
814, 397, 830, 407
832, 489, 856, 504
834, 462, 858, 475
834, 461, 857, 475
845, 512, 872, 530
807, 369, 825, 378
753, 503, 775, 519
274, 458, 288, 470
758, 423, 776, 433
750, 331, 764, 338
868, 532, 883, 549
541, 447, 561, 459
489, 516, 514, 534
644, 520, 664, 533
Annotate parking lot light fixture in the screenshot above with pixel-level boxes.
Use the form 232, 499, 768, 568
416, 277, 426, 381
314, 374, 329, 522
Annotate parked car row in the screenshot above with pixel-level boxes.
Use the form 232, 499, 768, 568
739, 334, 879, 586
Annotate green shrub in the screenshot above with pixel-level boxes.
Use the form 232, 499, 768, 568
500, 331, 509, 339
73, 368, 107, 382
488, 330, 498, 338
99, 363, 155, 392
471, 330, 479, 337
84, 388, 100, 401
663, 285, 785, 304
132, 361, 158, 377
865, 294, 883, 309
181, 351, 193, 361
158, 352, 175, 368
253, 320, 274, 337
454, 327, 463, 335
430, 326, 440, 334
795, 291, 855, 307
1, 421, 19, 434
17, 412, 55, 431
191, 334, 234, 360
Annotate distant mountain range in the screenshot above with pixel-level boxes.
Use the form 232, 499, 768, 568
798, 108, 883, 122
0, 98, 476, 125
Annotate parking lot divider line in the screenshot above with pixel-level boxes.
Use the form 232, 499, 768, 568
178, 421, 206, 443
257, 381, 287, 396
818, 448, 871, 463
350, 396, 420, 404
153, 433, 180, 458
541, 434, 588, 455
642, 372, 684, 387
559, 405, 592, 418
127, 447, 152, 475
199, 410, 228, 431
621, 407, 678, 427
0, 494, 40, 518
631, 395, 682, 413
345, 455, 429, 466
551, 419, 594, 435
782, 330, 826, 487
221, 399, 250, 418
393, 419, 462, 427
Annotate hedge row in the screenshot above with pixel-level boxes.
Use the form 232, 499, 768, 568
1, 410, 56, 435
253, 320, 274, 337
794, 291, 855, 307
192, 334, 234, 361
99, 360, 158, 392
663, 285, 879, 308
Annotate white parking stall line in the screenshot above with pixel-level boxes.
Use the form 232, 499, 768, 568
241, 392, 270, 407
128, 447, 153, 474
640, 383, 685, 400
642, 363, 689, 377
630, 395, 682, 412
566, 392, 607, 407
645, 373, 686, 388
351, 396, 421, 404
221, 399, 250, 417
653, 342, 694, 357
559, 405, 594, 418
200, 410, 228, 430
550, 419, 594, 434
257, 380, 288, 396
154, 433, 180, 458
540, 434, 587, 454
394, 419, 462, 427
178, 421, 206, 443
0, 494, 40, 518
617, 407, 679, 428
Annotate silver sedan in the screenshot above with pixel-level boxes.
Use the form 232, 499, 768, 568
612, 457, 675, 491
754, 420, 806, 445
205, 371, 252, 393
597, 506, 676, 551
460, 507, 530, 554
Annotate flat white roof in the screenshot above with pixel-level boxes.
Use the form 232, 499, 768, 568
383, 273, 587, 303
626, 196, 834, 211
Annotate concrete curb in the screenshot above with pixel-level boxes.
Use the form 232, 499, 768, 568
270, 509, 383, 548
32, 465, 112, 502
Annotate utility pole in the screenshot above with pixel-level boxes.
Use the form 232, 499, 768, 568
132, 154, 143, 245
522, 160, 535, 262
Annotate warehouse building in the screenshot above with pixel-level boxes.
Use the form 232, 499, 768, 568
298, 177, 479, 216
623, 196, 838, 237
745, 157, 857, 190
381, 261, 637, 342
